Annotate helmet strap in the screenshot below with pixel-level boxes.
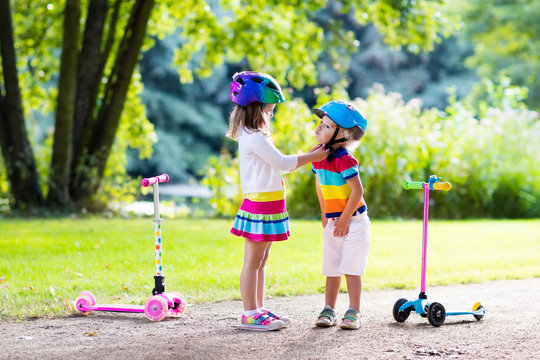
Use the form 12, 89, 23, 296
324, 126, 348, 152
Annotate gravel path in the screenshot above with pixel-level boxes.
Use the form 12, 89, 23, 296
1, 278, 539, 359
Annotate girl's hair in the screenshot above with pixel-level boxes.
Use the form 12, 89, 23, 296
226, 102, 269, 140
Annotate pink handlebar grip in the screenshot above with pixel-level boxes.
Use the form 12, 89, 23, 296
141, 174, 169, 187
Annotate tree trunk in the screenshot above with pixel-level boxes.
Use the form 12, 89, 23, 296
70, 0, 120, 199
0, 0, 43, 210
47, 0, 81, 208
71, 0, 155, 202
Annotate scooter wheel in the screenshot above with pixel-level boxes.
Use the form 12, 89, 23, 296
145, 295, 168, 321
393, 298, 411, 322
78, 291, 96, 305
75, 292, 96, 315
427, 302, 446, 327
472, 302, 485, 321
168, 292, 187, 317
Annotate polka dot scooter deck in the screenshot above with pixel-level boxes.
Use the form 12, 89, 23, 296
75, 174, 186, 321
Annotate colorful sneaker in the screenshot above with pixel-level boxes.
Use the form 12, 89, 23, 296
315, 306, 337, 327
339, 309, 362, 330
263, 309, 291, 327
240, 312, 284, 331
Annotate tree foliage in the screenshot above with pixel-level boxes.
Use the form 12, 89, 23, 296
456, 0, 540, 110
0, 0, 456, 212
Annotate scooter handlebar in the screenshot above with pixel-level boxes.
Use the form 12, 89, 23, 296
403, 181, 423, 190
141, 174, 169, 187
432, 182, 451, 191
403, 180, 452, 191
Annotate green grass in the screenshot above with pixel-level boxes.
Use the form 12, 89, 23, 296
1, 218, 539, 320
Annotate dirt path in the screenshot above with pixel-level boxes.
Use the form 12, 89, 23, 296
1, 278, 539, 359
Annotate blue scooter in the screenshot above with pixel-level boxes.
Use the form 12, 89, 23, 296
393, 176, 486, 327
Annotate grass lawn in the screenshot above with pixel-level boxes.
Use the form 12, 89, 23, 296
1, 217, 539, 320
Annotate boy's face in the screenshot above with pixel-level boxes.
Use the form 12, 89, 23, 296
315, 115, 340, 144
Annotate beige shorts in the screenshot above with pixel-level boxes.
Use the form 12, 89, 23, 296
322, 212, 371, 277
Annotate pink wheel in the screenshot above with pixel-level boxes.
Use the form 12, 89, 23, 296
168, 292, 187, 317
145, 295, 168, 321
79, 291, 96, 305
75, 291, 96, 315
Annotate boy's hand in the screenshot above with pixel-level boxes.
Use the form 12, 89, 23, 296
321, 214, 328, 228
333, 217, 350, 237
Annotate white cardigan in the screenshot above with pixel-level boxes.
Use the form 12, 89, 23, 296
238, 129, 299, 194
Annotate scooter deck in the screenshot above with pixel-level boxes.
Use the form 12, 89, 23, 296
80, 303, 145, 313
447, 310, 485, 317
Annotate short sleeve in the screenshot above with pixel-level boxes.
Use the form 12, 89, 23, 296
337, 155, 359, 180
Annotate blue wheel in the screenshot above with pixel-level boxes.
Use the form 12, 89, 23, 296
427, 302, 446, 327
473, 303, 485, 321
393, 298, 411, 322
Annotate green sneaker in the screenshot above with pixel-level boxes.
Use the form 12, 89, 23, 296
339, 309, 362, 330
315, 306, 337, 327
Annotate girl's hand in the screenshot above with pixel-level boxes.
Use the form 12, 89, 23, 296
333, 217, 350, 237
307, 144, 323, 153
309, 144, 329, 161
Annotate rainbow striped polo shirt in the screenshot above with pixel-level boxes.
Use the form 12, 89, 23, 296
312, 147, 367, 218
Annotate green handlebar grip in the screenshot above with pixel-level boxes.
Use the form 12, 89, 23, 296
403, 181, 424, 190
403, 181, 452, 191
432, 182, 452, 191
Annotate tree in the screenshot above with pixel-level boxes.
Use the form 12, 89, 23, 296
0, 0, 456, 211
0, 0, 43, 208
455, 0, 540, 110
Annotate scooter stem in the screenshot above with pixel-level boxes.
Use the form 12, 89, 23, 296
152, 182, 165, 294
153, 182, 160, 220
420, 183, 430, 295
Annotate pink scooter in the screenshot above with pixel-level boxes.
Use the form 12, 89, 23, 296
75, 174, 186, 321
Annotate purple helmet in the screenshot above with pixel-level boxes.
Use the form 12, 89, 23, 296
230, 71, 285, 106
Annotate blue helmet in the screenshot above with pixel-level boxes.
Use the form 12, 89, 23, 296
314, 100, 367, 132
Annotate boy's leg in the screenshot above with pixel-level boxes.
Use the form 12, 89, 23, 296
344, 274, 362, 311
325, 276, 342, 309
315, 276, 341, 327
339, 274, 362, 330
240, 240, 271, 311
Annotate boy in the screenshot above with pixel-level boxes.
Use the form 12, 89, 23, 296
311, 100, 371, 330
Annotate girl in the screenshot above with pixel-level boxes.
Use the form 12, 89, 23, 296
228, 71, 328, 331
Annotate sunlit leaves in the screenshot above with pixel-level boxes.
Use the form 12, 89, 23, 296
455, 0, 540, 109
170, 0, 457, 88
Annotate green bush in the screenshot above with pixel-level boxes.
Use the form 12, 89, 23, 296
204, 84, 540, 219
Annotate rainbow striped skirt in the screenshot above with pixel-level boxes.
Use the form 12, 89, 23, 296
230, 190, 290, 242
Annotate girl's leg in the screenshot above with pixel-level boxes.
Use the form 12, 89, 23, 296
325, 276, 342, 309
240, 239, 271, 311
256, 242, 272, 308
344, 274, 362, 311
